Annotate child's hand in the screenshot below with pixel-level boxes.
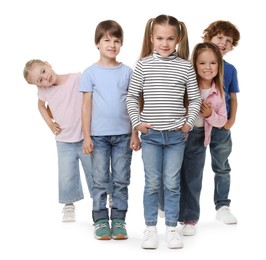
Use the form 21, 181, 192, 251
200, 100, 212, 118
51, 122, 62, 135
130, 131, 142, 151
83, 137, 94, 154
181, 123, 191, 139
135, 122, 153, 134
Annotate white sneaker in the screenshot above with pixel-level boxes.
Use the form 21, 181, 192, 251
62, 204, 75, 222
166, 226, 183, 249
216, 206, 237, 224
182, 224, 196, 236
158, 208, 165, 218
141, 226, 158, 249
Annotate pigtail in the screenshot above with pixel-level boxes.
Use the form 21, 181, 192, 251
176, 21, 189, 60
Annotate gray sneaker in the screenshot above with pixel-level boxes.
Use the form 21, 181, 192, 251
216, 206, 237, 224
62, 204, 75, 222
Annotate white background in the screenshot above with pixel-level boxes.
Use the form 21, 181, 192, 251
0, 0, 265, 259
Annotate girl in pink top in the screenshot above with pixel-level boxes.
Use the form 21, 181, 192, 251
178, 42, 227, 236
23, 60, 94, 222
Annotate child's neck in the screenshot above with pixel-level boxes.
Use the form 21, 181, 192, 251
56, 74, 69, 85
97, 57, 120, 67
199, 79, 212, 89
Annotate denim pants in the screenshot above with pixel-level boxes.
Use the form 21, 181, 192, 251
91, 134, 132, 223
210, 127, 232, 210
56, 140, 93, 204
179, 127, 206, 222
141, 129, 186, 227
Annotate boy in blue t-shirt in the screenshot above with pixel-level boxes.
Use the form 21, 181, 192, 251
202, 20, 240, 225
79, 20, 141, 240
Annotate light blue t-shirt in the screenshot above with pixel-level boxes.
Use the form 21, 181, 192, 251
79, 63, 132, 136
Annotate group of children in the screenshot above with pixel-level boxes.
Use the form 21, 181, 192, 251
23, 15, 240, 250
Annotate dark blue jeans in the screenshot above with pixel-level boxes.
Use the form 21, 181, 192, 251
178, 126, 232, 222
179, 127, 206, 222
210, 127, 232, 210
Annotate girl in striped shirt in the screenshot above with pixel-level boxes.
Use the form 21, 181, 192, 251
126, 14, 201, 249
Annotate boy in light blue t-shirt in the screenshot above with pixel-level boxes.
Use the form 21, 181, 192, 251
79, 19, 141, 241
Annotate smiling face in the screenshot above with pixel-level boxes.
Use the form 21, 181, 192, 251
96, 33, 122, 60
196, 48, 219, 87
151, 24, 179, 57
211, 33, 233, 56
29, 62, 57, 88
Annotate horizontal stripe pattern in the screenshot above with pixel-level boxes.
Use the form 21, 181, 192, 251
126, 52, 201, 131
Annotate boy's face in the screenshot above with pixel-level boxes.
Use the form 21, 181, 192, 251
30, 62, 57, 88
211, 33, 233, 56
96, 33, 122, 60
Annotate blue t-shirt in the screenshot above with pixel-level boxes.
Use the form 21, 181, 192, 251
79, 63, 132, 136
223, 60, 240, 119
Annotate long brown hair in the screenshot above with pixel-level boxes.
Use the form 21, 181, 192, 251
191, 42, 224, 99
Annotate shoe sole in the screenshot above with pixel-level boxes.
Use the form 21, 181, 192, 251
182, 229, 196, 236
112, 234, 128, 240
141, 245, 158, 249
216, 216, 237, 225
94, 234, 111, 240
62, 219, 75, 222
168, 244, 184, 249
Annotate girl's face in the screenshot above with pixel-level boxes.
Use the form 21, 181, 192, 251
151, 24, 179, 57
211, 33, 233, 56
96, 33, 122, 60
30, 63, 57, 88
196, 49, 219, 85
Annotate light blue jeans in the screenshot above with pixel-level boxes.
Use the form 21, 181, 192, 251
56, 140, 93, 204
91, 134, 132, 223
141, 129, 186, 227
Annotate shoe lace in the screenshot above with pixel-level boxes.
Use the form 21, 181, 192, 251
98, 222, 108, 229
144, 229, 156, 240
63, 205, 74, 213
113, 221, 125, 229
167, 229, 180, 241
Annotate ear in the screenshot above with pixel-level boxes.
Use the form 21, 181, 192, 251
150, 34, 154, 43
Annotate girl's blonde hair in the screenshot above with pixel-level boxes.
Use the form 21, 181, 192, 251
23, 59, 45, 84
191, 42, 224, 99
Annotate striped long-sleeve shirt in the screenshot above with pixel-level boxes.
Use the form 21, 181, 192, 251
126, 51, 201, 131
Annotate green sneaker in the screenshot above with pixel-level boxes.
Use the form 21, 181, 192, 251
94, 219, 111, 240
111, 219, 128, 240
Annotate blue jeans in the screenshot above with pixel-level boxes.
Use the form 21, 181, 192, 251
141, 129, 186, 227
179, 127, 232, 222
91, 134, 132, 222
57, 140, 93, 204
210, 127, 232, 210
179, 127, 206, 222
